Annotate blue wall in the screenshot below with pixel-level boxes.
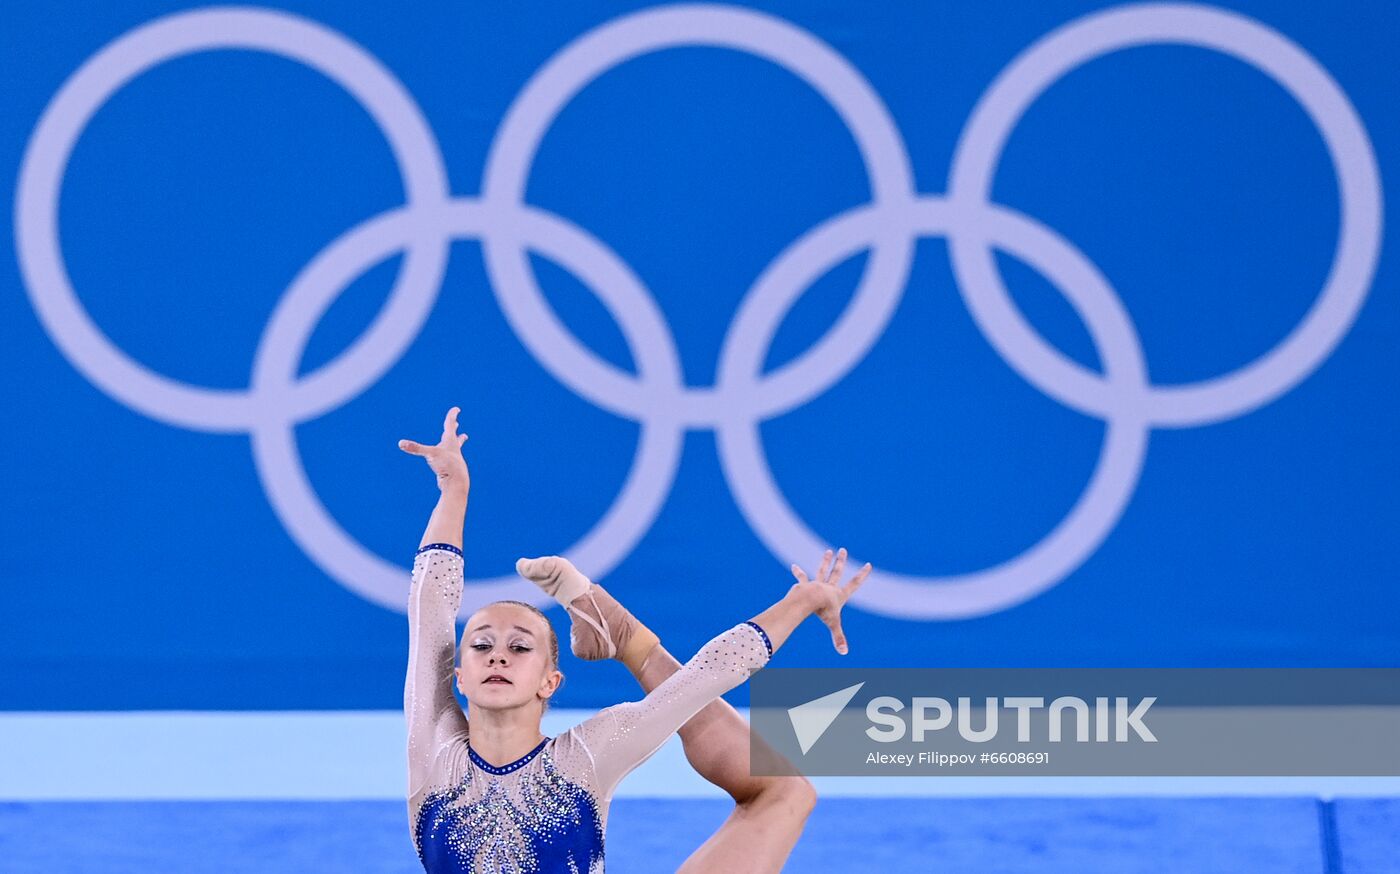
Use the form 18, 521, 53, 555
2, 0, 1396, 710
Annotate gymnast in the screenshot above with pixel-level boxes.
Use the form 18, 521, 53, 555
399, 406, 869, 873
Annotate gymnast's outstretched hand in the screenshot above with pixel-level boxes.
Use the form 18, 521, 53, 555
398, 406, 471, 496
790, 548, 871, 655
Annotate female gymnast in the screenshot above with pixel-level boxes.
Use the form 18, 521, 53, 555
399, 406, 869, 873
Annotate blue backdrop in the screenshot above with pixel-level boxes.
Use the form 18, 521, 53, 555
2, 0, 1396, 710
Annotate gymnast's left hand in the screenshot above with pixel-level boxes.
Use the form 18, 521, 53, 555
790, 548, 871, 655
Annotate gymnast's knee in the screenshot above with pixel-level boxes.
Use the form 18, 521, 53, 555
743, 775, 816, 821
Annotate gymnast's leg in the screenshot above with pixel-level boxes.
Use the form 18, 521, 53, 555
630, 643, 816, 874
517, 557, 816, 873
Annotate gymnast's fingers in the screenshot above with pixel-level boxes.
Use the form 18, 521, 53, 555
828, 547, 848, 586
843, 562, 873, 599
398, 439, 427, 456
442, 406, 460, 439
791, 564, 810, 586
815, 549, 833, 585
828, 617, 849, 655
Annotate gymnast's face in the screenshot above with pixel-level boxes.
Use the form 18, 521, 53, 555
456, 603, 562, 714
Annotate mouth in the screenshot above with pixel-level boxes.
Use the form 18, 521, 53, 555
482, 674, 513, 685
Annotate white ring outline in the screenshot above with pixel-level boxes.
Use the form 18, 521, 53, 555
480, 4, 918, 425
248, 202, 685, 616
947, 3, 1383, 427
718, 198, 1152, 618
14, 7, 452, 433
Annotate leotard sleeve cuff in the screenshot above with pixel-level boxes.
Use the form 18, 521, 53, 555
742, 620, 773, 656
416, 543, 463, 558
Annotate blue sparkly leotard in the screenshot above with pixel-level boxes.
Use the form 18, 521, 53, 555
405, 545, 772, 873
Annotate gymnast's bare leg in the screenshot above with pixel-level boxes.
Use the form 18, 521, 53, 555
631, 641, 816, 874
519, 553, 866, 872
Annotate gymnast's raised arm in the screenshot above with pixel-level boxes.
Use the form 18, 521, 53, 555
398, 406, 472, 802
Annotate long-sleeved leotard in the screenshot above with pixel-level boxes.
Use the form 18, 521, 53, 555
405, 544, 772, 873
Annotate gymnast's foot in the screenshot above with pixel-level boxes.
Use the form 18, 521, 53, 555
515, 555, 659, 667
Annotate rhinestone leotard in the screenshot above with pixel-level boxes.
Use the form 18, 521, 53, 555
405, 545, 772, 873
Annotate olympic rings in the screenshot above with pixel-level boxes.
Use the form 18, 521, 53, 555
14, 3, 1382, 619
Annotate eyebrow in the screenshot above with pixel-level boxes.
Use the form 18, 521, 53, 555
469, 624, 537, 636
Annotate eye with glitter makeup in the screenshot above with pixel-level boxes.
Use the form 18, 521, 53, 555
468, 637, 533, 654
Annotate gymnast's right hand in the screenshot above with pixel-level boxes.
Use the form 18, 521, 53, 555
398, 406, 471, 496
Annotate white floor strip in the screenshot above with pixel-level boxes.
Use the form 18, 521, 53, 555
1, 712, 1396, 800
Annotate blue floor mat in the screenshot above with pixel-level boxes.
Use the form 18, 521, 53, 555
611, 798, 1327, 873
0, 797, 1390, 872
1332, 799, 1400, 874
